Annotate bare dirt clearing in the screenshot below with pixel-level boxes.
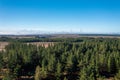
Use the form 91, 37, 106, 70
0, 42, 54, 51
0, 42, 9, 51
27, 42, 54, 48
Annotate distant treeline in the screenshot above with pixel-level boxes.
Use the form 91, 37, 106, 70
0, 36, 119, 43
79, 34, 120, 36
0, 36, 84, 42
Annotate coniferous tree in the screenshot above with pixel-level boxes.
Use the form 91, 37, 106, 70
34, 65, 41, 80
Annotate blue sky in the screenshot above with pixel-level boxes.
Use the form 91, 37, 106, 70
0, 0, 120, 34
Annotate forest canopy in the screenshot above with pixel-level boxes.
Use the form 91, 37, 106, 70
0, 37, 120, 80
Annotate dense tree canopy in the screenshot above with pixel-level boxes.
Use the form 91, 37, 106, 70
0, 38, 120, 80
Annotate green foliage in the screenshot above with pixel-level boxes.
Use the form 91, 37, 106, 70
0, 38, 120, 80
2, 76, 12, 80
2, 71, 13, 80
55, 61, 62, 79
64, 77, 68, 80
114, 70, 120, 80
0, 52, 3, 69
13, 64, 21, 77
35, 65, 41, 80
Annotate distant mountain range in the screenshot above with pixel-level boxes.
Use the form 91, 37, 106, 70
0, 30, 120, 35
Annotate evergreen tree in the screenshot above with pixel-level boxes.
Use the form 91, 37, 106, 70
34, 65, 41, 80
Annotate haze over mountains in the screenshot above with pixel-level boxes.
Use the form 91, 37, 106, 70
0, 30, 79, 35
0, 30, 120, 35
